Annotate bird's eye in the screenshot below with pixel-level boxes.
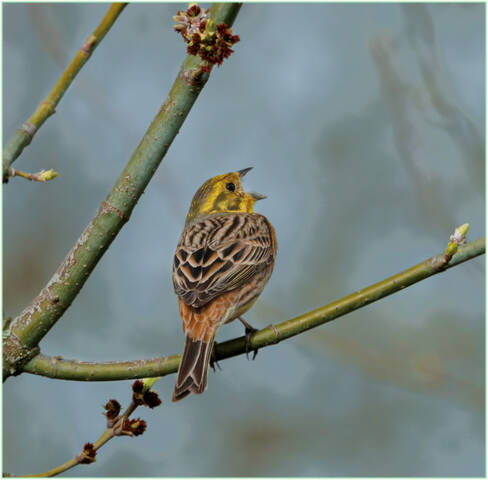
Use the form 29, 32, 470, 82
226, 182, 236, 192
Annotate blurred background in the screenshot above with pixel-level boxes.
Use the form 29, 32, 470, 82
3, 3, 485, 477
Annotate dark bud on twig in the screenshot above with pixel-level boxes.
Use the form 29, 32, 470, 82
132, 380, 162, 408
143, 390, 162, 409
103, 399, 121, 427
78, 443, 96, 464
116, 418, 147, 437
132, 380, 144, 394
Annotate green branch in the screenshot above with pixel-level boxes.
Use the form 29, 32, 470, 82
3, 3, 128, 183
23, 237, 485, 381
3, 3, 243, 381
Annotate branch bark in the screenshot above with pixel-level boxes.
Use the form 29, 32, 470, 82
3, 3, 243, 381
3, 3, 128, 182
22, 237, 485, 381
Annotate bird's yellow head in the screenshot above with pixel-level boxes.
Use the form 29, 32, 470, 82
185, 167, 266, 224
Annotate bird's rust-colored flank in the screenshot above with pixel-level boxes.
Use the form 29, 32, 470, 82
172, 168, 277, 401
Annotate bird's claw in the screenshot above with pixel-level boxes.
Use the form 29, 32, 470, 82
210, 342, 222, 371
238, 317, 259, 360
244, 326, 259, 361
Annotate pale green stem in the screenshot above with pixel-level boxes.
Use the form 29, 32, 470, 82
3, 3, 242, 381
3, 3, 128, 182
23, 237, 485, 381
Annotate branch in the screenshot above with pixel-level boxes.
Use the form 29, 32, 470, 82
6, 167, 59, 183
18, 379, 161, 477
22, 236, 485, 381
2, 3, 243, 381
13, 235, 483, 477
3, 3, 128, 183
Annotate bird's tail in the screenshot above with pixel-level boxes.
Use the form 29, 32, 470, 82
172, 333, 217, 402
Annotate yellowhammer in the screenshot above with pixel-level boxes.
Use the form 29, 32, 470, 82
172, 167, 277, 401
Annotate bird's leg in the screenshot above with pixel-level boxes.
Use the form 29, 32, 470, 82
209, 341, 222, 371
238, 317, 259, 360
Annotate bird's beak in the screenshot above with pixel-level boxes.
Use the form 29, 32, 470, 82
249, 191, 267, 201
237, 167, 266, 200
238, 167, 253, 177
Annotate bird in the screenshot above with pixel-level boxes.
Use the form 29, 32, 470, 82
171, 167, 277, 401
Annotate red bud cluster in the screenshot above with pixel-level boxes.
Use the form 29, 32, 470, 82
121, 418, 147, 437
174, 4, 240, 69
132, 380, 162, 409
79, 443, 97, 464
103, 399, 121, 421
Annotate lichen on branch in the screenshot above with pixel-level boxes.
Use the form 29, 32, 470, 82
2, 3, 242, 382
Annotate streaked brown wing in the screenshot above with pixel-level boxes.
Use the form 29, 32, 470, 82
172, 213, 275, 308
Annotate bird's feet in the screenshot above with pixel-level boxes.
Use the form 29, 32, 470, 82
238, 317, 259, 360
210, 341, 222, 372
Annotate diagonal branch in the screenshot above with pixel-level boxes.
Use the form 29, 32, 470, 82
22, 237, 485, 381
3, 3, 128, 183
3, 3, 243, 381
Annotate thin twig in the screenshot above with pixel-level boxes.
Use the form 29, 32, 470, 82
8, 167, 58, 182
3, 3, 128, 182
3, 3, 243, 381
20, 379, 161, 477
22, 236, 485, 381
21, 402, 136, 478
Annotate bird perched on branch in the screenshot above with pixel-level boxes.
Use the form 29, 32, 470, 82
172, 168, 277, 401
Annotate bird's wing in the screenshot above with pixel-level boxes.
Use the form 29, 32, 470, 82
172, 213, 276, 308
